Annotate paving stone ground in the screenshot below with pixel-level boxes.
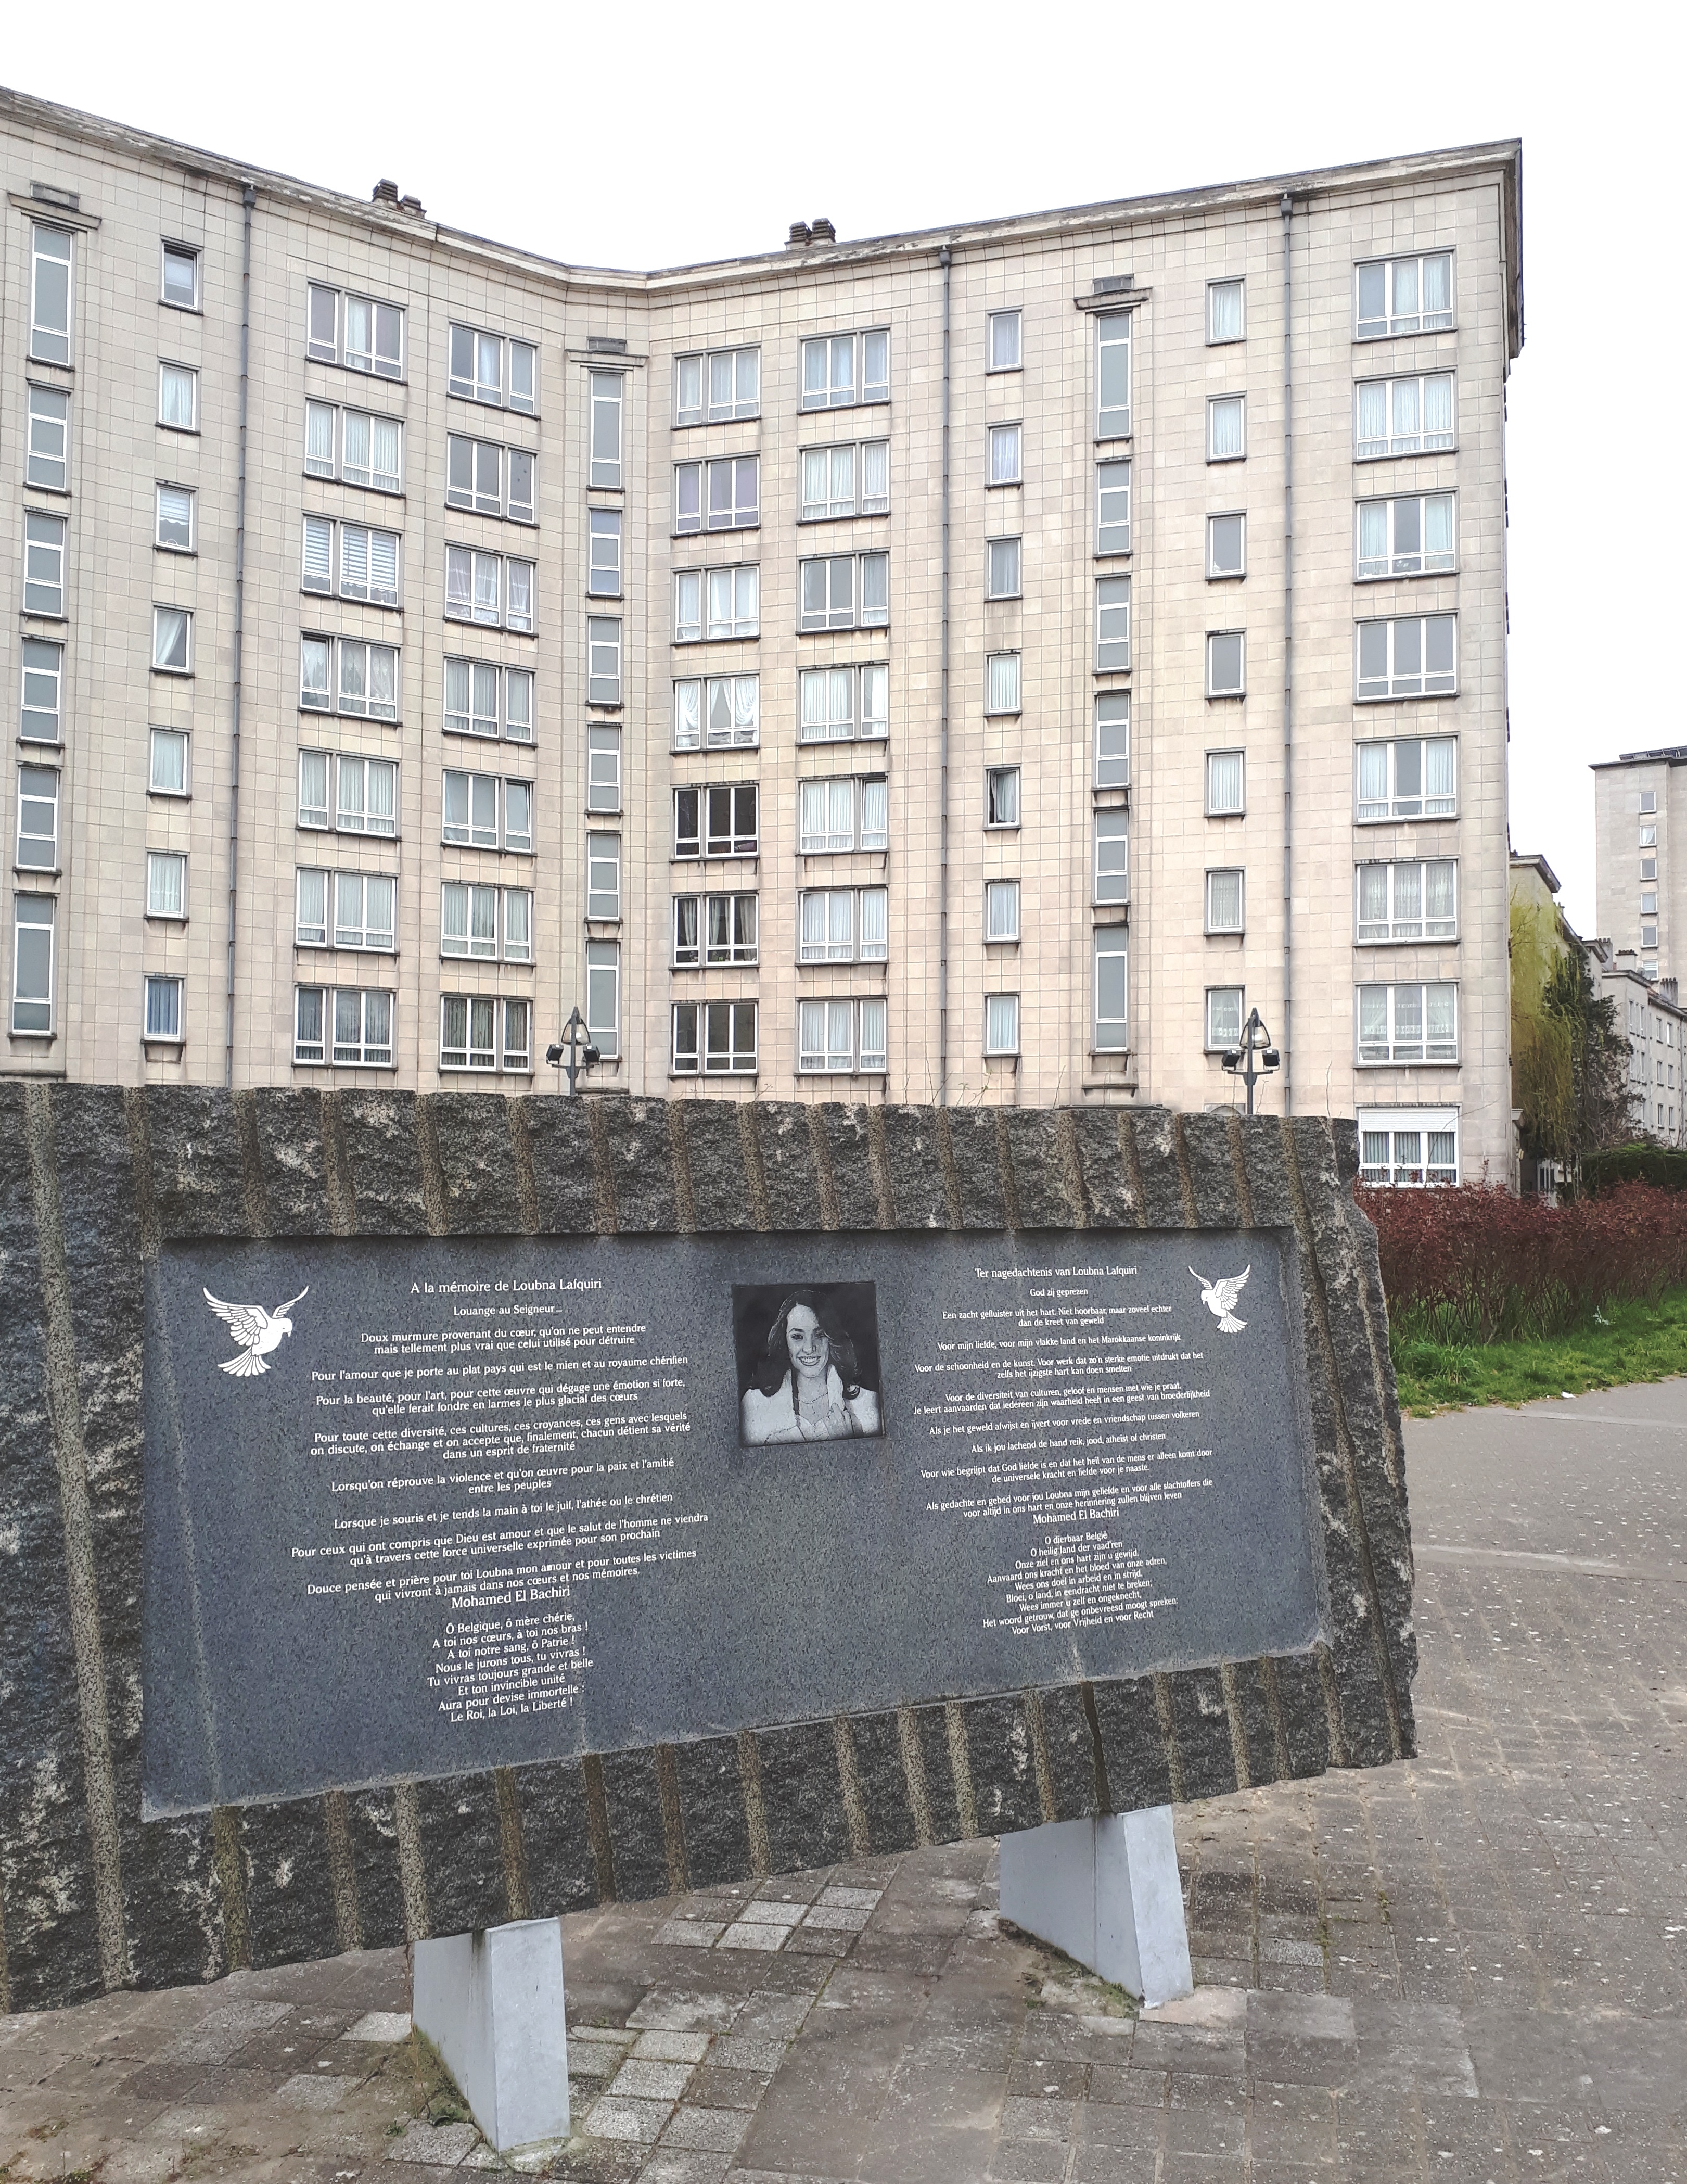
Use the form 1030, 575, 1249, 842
3, 1382, 1682, 2183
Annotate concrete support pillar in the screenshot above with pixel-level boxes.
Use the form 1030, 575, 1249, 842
412, 1918, 570, 2153
998, 1807, 1194, 2009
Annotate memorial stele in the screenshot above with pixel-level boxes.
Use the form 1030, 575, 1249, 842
0, 1084, 1415, 2014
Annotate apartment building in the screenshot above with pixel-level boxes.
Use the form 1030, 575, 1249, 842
1, 90, 1523, 1180
1590, 942, 1687, 1144
1593, 746, 1686, 984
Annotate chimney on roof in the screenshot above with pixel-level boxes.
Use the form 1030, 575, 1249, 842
787, 222, 811, 248
399, 194, 425, 217
810, 217, 836, 243
372, 179, 400, 206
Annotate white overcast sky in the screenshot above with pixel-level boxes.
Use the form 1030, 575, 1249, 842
8, 0, 1679, 932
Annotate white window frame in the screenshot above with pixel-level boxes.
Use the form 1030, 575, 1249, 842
442, 769, 533, 854
587, 938, 620, 1059
160, 241, 200, 310
987, 536, 1022, 600
12, 892, 56, 1033
1355, 492, 1457, 580
673, 675, 760, 752
1204, 867, 1244, 936
1358, 1109, 1461, 1188
321, 753, 398, 837
798, 553, 888, 632
1093, 930, 1128, 1053
589, 372, 624, 488
156, 483, 196, 552
439, 994, 531, 1075
1207, 278, 1244, 345
158, 361, 198, 431
798, 440, 890, 522
1354, 735, 1458, 823
1355, 859, 1459, 945
307, 284, 404, 377
1207, 512, 1245, 580
797, 886, 887, 965
1095, 311, 1131, 439
988, 422, 1023, 486
1093, 809, 1129, 905
984, 993, 1020, 1058
800, 328, 890, 411
1355, 251, 1454, 341
674, 345, 761, 426
1354, 373, 1455, 460
27, 383, 70, 490
145, 848, 186, 920
143, 973, 185, 1045
442, 658, 532, 744
1206, 749, 1245, 817
21, 639, 64, 744
1356, 982, 1460, 1066
1206, 630, 1246, 698
304, 403, 404, 494
586, 832, 622, 921
674, 566, 761, 643
1096, 459, 1131, 556
149, 727, 189, 796
986, 652, 1021, 716
987, 310, 1022, 373
798, 663, 889, 743
1206, 987, 1245, 1052
447, 323, 538, 412
1095, 576, 1131, 671
985, 878, 1021, 943
589, 509, 622, 596
1095, 693, 1130, 789
152, 606, 193, 675
673, 783, 759, 860
24, 511, 67, 616
1356, 615, 1458, 701
1207, 394, 1245, 461
16, 763, 60, 870
798, 777, 888, 856
671, 999, 759, 1076
986, 766, 1020, 830
797, 997, 887, 1077
673, 891, 760, 968
587, 723, 622, 811
587, 617, 622, 704
674, 454, 760, 534
30, 223, 72, 364
295, 986, 395, 1068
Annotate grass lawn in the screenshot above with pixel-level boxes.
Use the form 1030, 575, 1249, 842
1392, 1283, 1687, 1417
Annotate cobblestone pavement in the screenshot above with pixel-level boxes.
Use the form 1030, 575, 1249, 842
3, 1383, 1682, 2183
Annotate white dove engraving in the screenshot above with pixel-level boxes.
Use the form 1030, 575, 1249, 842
203, 1288, 309, 1376
1190, 1264, 1250, 1334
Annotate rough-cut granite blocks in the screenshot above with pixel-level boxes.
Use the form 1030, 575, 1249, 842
3, 1086, 1414, 2010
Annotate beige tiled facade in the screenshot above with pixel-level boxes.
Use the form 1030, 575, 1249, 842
1593, 747, 1685, 986
1, 91, 1522, 1179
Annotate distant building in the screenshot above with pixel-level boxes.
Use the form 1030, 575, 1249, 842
1587, 939, 1685, 1146
1, 90, 1523, 1186
1592, 745, 1686, 981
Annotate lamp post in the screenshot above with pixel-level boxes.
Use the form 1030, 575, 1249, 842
544, 1007, 601, 1096
1220, 1007, 1281, 1117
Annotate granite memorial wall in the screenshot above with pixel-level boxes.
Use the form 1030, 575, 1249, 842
0, 1085, 1416, 2013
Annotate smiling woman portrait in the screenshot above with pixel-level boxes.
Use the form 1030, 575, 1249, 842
737, 1285, 882, 1445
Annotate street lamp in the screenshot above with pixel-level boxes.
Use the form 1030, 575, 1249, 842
1220, 1007, 1281, 1116
545, 1006, 602, 1096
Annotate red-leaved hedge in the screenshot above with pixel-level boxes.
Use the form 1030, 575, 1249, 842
1355, 1180, 1687, 1342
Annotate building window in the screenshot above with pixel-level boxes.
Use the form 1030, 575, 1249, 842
440, 882, 530, 962
985, 879, 1020, 943
158, 363, 198, 431
1642, 925, 1659, 950
798, 997, 886, 1076
1207, 631, 1246, 697
1359, 1111, 1460, 1187
799, 663, 889, 742
1642, 890, 1659, 915
675, 565, 760, 642
160, 243, 199, 310
674, 675, 759, 750
799, 441, 890, 520
298, 751, 397, 835
1357, 615, 1456, 700
16, 766, 59, 869
675, 345, 760, 425
674, 784, 758, 859
12, 894, 55, 1032
1094, 930, 1128, 1052
586, 938, 620, 1058
1357, 982, 1459, 1064
1356, 736, 1456, 821
1095, 576, 1131, 670
156, 484, 195, 551
1206, 749, 1244, 816
145, 848, 186, 919
586, 833, 621, 920
671, 999, 758, 1076
578, 616, 618, 704
589, 372, 623, 488
798, 887, 886, 964
798, 777, 887, 854
446, 436, 535, 524
1640, 825, 1658, 846
442, 770, 532, 854
1207, 278, 1244, 344
1356, 251, 1453, 341
985, 993, 1020, 1057
445, 547, 534, 632
30, 224, 72, 363
1208, 513, 1245, 579
988, 310, 1022, 372
300, 634, 398, 718
443, 658, 533, 743
1356, 493, 1455, 579
988, 423, 1023, 486
799, 553, 887, 631
986, 652, 1021, 716
150, 727, 189, 794
589, 509, 622, 596
438, 995, 530, 1074
1093, 809, 1129, 905
587, 723, 622, 812
1205, 867, 1244, 935
1096, 460, 1131, 555
1641, 856, 1658, 881
305, 403, 403, 493
986, 766, 1020, 828
24, 512, 66, 615
306, 284, 404, 376
1356, 374, 1454, 460
1094, 692, 1130, 788
302, 516, 400, 603
675, 455, 760, 534
153, 607, 192, 674
295, 986, 394, 1066
1641, 791, 1657, 814
143, 973, 184, 1044
1357, 860, 1458, 943
448, 325, 537, 411
674, 892, 759, 967
1206, 987, 1244, 1051
27, 385, 69, 490
1207, 395, 1245, 461
801, 328, 889, 410
334, 873, 395, 951
987, 537, 1022, 600
21, 640, 63, 743
1095, 311, 1131, 439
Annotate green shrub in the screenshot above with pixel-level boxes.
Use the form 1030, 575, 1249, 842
1583, 1144, 1687, 1195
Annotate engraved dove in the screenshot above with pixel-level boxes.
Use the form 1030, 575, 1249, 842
203, 1287, 309, 1376
1190, 1264, 1250, 1335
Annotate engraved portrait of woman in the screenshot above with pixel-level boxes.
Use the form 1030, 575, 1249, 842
738, 1287, 882, 1446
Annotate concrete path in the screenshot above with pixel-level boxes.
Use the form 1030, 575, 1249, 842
3, 1385, 1683, 2182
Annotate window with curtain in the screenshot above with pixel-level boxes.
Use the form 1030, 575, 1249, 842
1206, 750, 1244, 816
